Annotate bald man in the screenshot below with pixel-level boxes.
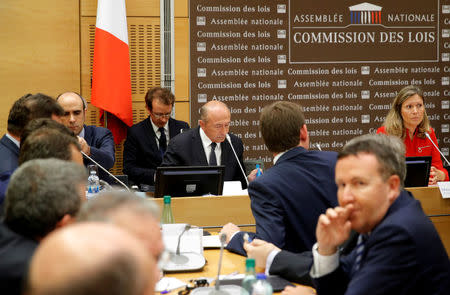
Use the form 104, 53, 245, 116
57, 92, 115, 181
77, 190, 164, 281
27, 223, 156, 295
162, 101, 248, 188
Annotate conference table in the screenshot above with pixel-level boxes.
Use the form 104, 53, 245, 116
155, 186, 449, 294
153, 186, 450, 256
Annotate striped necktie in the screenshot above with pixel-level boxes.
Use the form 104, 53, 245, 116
352, 234, 368, 275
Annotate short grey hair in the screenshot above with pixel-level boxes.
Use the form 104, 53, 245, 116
338, 134, 406, 187
77, 190, 160, 222
4, 158, 87, 239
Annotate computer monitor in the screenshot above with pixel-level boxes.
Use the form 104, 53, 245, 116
154, 166, 225, 198
404, 156, 432, 187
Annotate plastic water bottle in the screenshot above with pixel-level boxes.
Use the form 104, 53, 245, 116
87, 166, 100, 200
242, 258, 257, 295
161, 195, 175, 224
255, 164, 262, 177
251, 274, 273, 295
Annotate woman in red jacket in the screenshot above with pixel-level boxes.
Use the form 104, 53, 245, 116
377, 85, 449, 185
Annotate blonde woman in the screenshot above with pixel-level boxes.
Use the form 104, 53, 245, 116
377, 85, 448, 184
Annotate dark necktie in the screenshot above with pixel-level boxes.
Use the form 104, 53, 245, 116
159, 127, 167, 156
351, 234, 368, 276
209, 142, 217, 166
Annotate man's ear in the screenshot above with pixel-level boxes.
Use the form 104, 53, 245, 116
199, 120, 205, 129
387, 174, 401, 203
55, 214, 75, 229
299, 124, 309, 148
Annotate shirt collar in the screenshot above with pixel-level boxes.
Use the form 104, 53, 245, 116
273, 151, 287, 164
149, 117, 169, 136
6, 133, 20, 148
199, 127, 213, 147
79, 127, 85, 138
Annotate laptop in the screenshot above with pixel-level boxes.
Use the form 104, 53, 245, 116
404, 156, 431, 187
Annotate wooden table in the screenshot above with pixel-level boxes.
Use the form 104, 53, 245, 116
153, 186, 450, 255
164, 249, 246, 282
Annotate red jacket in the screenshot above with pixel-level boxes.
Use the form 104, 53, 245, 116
377, 126, 449, 181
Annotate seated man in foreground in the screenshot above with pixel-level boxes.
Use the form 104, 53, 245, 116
286, 134, 450, 295
27, 223, 156, 295
221, 101, 338, 259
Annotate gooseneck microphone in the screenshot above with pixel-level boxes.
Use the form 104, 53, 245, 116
424, 132, 450, 166
225, 134, 249, 187
171, 224, 191, 264
81, 151, 130, 191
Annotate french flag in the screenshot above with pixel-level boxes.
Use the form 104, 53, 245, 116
91, 0, 133, 144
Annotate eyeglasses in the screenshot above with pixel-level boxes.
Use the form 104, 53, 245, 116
152, 112, 171, 119
178, 279, 209, 295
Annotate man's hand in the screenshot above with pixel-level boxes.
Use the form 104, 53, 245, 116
281, 285, 316, 295
316, 205, 353, 256
220, 223, 240, 244
244, 239, 279, 269
247, 168, 261, 182
77, 136, 91, 156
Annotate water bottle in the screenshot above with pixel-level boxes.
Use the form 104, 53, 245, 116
251, 274, 273, 295
161, 195, 175, 224
242, 258, 257, 295
87, 165, 100, 200
255, 164, 262, 177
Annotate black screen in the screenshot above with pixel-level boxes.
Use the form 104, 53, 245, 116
405, 156, 432, 187
154, 166, 225, 197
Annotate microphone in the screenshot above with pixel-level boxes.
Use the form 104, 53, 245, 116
225, 134, 249, 188
170, 224, 191, 264
315, 143, 322, 151
425, 132, 450, 166
81, 151, 130, 191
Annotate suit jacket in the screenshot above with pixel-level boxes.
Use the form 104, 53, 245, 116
314, 190, 450, 295
226, 147, 338, 255
83, 125, 115, 182
0, 222, 38, 295
123, 117, 189, 186
0, 135, 19, 175
161, 126, 247, 188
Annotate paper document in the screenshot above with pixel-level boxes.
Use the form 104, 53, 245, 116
437, 181, 450, 199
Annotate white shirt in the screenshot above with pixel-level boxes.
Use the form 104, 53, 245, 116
79, 127, 85, 138
199, 127, 221, 165
150, 118, 169, 149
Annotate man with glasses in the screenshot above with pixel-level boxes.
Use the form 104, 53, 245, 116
123, 87, 189, 187
162, 100, 248, 189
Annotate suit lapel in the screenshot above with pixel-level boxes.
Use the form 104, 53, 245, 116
192, 127, 208, 165
144, 118, 161, 159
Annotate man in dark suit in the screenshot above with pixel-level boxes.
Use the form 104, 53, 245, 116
279, 134, 450, 295
161, 100, 248, 189
0, 97, 29, 175
220, 101, 338, 258
0, 158, 87, 295
123, 87, 189, 186
0, 93, 65, 175
57, 92, 115, 181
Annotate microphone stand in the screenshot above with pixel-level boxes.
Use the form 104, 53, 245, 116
81, 151, 130, 191
225, 134, 249, 188
171, 224, 191, 264
209, 234, 229, 295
